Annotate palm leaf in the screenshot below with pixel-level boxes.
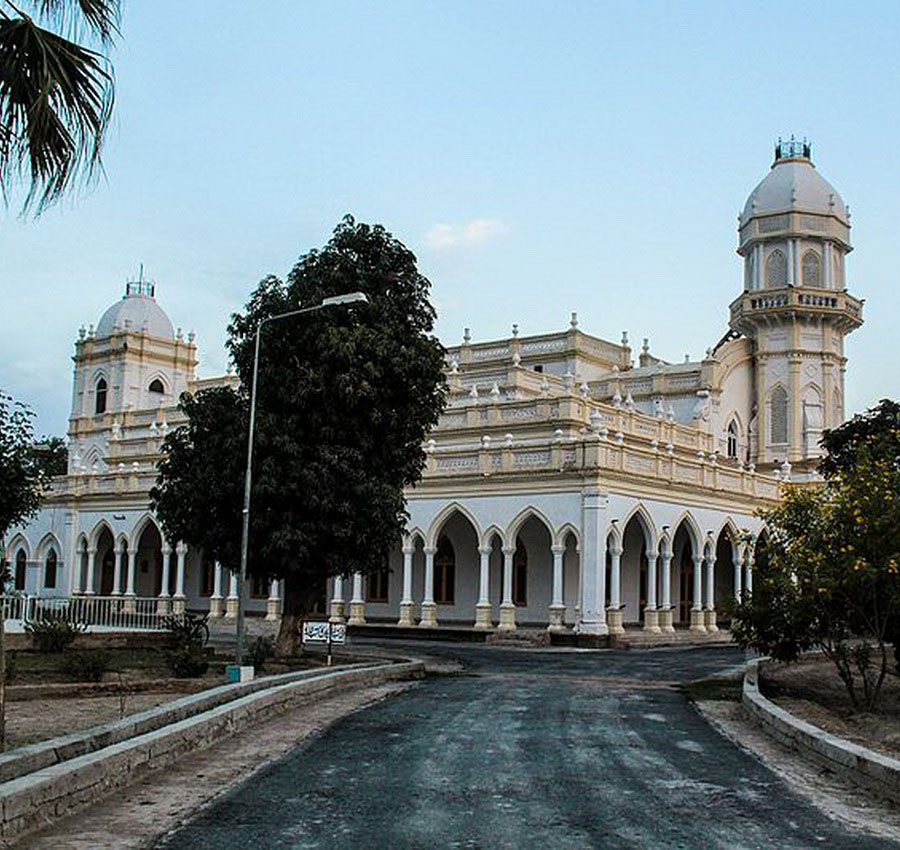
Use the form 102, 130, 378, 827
0, 10, 114, 213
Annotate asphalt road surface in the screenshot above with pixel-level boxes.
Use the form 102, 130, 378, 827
158, 643, 897, 849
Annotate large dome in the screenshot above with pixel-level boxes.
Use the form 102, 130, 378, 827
96, 281, 174, 339
742, 142, 847, 224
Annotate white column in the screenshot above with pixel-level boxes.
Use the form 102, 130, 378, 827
690, 555, 706, 632
746, 547, 755, 595
331, 575, 347, 624
498, 546, 516, 631
173, 543, 187, 614
607, 541, 624, 635
348, 571, 366, 625
84, 548, 97, 595
71, 547, 83, 595
225, 570, 239, 618
112, 543, 123, 595
548, 544, 566, 632
157, 542, 172, 614
643, 551, 660, 633
823, 241, 832, 288
659, 548, 674, 633
753, 244, 762, 290
266, 578, 280, 621
398, 545, 415, 626
474, 545, 493, 629
575, 492, 608, 637
208, 561, 223, 618
420, 547, 437, 627
704, 548, 718, 633
122, 547, 137, 612
733, 546, 744, 602
125, 548, 137, 596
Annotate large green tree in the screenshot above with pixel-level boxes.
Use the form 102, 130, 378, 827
152, 217, 447, 653
1, 0, 118, 213
0, 390, 48, 748
731, 399, 900, 711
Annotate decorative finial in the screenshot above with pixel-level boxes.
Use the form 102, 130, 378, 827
490, 381, 501, 398
684, 354, 690, 363
621, 331, 629, 346
188, 330, 196, 342
78, 326, 86, 340
642, 338, 649, 354
449, 360, 459, 374
511, 323, 518, 338
469, 384, 479, 399
570, 312, 578, 330
463, 327, 471, 344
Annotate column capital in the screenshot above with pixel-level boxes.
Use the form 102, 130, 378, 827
402, 545, 416, 556
551, 544, 566, 555
478, 545, 493, 556
501, 546, 516, 557
176, 541, 188, 555
423, 546, 437, 556
609, 544, 623, 558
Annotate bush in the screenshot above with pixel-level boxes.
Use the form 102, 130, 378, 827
248, 635, 274, 673
163, 613, 210, 679
62, 650, 110, 683
25, 612, 86, 652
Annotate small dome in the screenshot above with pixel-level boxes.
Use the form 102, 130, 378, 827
742, 141, 847, 224
96, 281, 174, 339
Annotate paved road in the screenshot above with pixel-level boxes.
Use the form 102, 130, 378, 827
158, 643, 896, 849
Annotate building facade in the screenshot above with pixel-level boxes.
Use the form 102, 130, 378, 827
4, 142, 864, 637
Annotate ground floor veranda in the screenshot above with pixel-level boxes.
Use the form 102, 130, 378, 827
6, 492, 767, 638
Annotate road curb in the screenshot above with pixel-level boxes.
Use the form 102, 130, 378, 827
0, 660, 424, 841
742, 657, 900, 804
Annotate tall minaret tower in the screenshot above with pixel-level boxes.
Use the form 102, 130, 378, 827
729, 139, 863, 476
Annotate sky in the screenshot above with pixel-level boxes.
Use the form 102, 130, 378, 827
2, 0, 899, 437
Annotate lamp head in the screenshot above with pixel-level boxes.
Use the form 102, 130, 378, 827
321, 292, 369, 307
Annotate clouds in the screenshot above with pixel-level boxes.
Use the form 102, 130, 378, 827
425, 218, 507, 250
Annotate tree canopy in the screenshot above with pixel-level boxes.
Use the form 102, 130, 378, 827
0, 0, 119, 213
731, 398, 900, 711
0, 390, 47, 554
152, 217, 447, 649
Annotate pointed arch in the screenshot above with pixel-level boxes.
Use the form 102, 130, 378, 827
504, 505, 555, 550
480, 524, 505, 550
618, 503, 658, 552
425, 502, 482, 550
115, 532, 129, 552
769, 384, 789, 445
147, 372, 169, 396
714, 519, 741, 557
89, 519, 115, 549
670, 511, 702, 557
130, 513, 163, 549
554, 522, 581, 550
6, 533, 31, 561
802, 249, 821, 287
403, 527, 425, 550
35, 532, 62, 562
765, 248, 787, 287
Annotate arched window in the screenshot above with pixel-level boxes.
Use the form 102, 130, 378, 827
44, 549, 58, 589
434, 536, 455, 604
513, 539, 528, 607
14, 550, 26, 590
726, 420, 738, 459
802, 250, 821, 287
765, 249, 787, 288
95, 378, 108, 414
148, 378, 165, 394
770, 386, 788, 444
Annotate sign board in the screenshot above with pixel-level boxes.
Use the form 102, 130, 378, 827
301, 620, 347, 645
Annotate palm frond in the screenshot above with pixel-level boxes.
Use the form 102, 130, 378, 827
36, 1, 120, 44
0, 12, 114, 213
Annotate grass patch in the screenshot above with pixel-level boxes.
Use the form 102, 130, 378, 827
681, 678, 742, 703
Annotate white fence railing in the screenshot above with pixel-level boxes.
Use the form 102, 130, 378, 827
2, 595, 171, 633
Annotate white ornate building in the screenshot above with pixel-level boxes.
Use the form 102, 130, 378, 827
4, 141, 864, 639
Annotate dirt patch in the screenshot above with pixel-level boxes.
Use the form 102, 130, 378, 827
7, 681, 415, 850
760, 656, 900, 759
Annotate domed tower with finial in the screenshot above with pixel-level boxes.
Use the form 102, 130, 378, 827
729, 138, 864, 475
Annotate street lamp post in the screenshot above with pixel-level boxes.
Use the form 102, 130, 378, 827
235, 291, 368, 668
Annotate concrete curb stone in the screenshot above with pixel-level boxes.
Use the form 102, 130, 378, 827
0, 660, 424, 841
742, 657, 900, 803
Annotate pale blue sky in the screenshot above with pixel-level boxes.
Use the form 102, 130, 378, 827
2, 1, 899, 436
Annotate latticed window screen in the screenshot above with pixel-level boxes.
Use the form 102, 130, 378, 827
727, 420, 738, 458
802, 250, 820, 286
766, 249, 787, 287
770, 386, 788, 444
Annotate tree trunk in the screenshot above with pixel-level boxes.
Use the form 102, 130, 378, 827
274, 573, 310, 658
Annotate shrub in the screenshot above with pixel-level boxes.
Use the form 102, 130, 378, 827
163, 613, 210, 679
25, 612, 86, 652
248, 635, 274, 673
62, 650, 110, 683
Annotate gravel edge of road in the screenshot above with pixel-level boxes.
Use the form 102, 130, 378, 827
6, 681, 417, 850
695, 698, 900, 843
